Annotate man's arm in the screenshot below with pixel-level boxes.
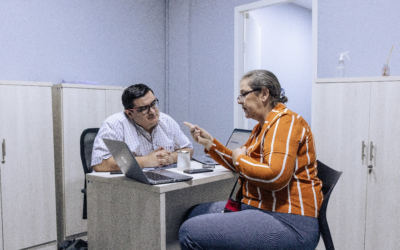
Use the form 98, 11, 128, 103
92, 148, 172, 171
92, 154, 159, 171
93, 147, 194, 172
92, 157, 121, 172
159, 147, 193, 166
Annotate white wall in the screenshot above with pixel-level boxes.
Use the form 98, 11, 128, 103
318, 0, 400, 78
0, 0, 167, 109
167, 0, 257, 155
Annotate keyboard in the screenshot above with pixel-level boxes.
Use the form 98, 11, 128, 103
183, 168, 214, 174
159, 163, 177, 170
144, 171, 173, 181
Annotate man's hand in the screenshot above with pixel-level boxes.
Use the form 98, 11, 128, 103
183, 122, 213, 150
144, 147, 171, 167
155, 147, 173, 166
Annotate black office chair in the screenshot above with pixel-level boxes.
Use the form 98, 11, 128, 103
317, 160, 342, 250
80, 128, 99, 220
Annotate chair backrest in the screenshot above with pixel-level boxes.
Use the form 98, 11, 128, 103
80, 128, 99, 174
317, 160, 342, 250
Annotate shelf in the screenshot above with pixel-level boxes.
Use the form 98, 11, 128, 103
315, 76, 400, 84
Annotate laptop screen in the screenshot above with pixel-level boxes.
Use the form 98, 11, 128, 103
225, 129, 252, 150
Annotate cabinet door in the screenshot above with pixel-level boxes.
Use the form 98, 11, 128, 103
0, 85, 56, 249
365, 81, 400, 249
313, 82, 370, 250
62, 88, 106, 237
0, 140, 3, 250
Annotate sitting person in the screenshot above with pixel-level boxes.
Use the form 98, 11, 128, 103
180, 70, 323, 250
91, 83, 193, 172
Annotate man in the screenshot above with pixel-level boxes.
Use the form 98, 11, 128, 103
91, 84, 193, 172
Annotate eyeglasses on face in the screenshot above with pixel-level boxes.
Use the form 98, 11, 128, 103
237, 88, 261, 102
128, 98, 159, 115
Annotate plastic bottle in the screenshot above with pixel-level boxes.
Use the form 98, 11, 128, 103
335, 51, 350, 78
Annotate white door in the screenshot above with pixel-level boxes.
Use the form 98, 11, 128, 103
0, 84, 56, 249
243, 11, 261, 130
365, 81, 400, 249
313, 82, 370, 250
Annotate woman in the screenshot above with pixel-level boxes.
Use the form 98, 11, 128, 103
180, 70, 323, 250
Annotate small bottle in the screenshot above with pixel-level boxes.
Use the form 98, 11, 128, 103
382, 64, 390, 76
335, 51, 350, 78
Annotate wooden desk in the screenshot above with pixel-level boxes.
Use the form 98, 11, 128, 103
87, 161, 237, 250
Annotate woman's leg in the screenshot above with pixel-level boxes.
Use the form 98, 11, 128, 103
179, 202, 319, 250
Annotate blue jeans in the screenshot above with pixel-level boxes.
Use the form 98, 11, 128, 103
179, 201, 319, 250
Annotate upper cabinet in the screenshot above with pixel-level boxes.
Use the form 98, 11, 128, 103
0, 80, 57, 249
52, 83, 125, 242
313, 77, 400, 250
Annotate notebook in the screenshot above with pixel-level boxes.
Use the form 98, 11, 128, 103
103, 138, 193, 185
192, 128, 252, 165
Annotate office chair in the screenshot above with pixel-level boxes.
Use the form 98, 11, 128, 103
80, 128, 99, 220
316, 160, 342, 250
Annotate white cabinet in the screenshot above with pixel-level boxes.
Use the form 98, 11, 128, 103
313, 77, 400, 250
52, 84, 124, 242
0, 80, 57, 249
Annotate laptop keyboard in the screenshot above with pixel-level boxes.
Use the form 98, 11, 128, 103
144, 171, 173, 181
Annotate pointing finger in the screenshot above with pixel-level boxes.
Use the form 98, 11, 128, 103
183, 122, 195, 130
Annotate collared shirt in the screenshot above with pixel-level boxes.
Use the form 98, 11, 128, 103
91, 111, 193, 168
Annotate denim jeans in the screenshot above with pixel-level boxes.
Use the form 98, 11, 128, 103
179, 201, 319, 250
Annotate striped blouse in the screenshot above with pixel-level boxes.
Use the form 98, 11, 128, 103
207, 103, 323, 218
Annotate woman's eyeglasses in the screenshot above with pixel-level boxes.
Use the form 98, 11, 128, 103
237, 88, 261, 102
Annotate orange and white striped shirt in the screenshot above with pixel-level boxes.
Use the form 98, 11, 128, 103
207, 103, 323, 218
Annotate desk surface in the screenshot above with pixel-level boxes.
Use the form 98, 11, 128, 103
87, 161, 237, 193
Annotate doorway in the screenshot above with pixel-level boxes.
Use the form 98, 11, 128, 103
234, 0, 316, 130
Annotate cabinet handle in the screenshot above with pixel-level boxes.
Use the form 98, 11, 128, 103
1, 139, 5, 164
361, 141, 366, 160
370, 141, 374, 162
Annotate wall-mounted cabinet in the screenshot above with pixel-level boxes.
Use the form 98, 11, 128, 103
0, 80, 57, 250
52, 84, 125, 242
313, 77, 400, 250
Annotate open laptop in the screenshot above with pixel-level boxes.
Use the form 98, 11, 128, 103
103, 138, 193, 185
192, 128, 252, 165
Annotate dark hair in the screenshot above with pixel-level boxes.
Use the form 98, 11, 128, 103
241, 70, 288, 107
122, 84, 154, 109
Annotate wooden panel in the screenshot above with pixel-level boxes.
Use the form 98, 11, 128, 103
0, 85, 56, 249
313, 82, 370, 250
62, 88, 106, 237
105, 89, 125, 117
365, 81, 400, 249
87, 179, 163, 250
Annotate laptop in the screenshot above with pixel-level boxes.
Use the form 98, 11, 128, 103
192, 128, 252, 165
103, 138, 193, 185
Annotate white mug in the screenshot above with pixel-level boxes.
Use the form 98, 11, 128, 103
177, 150, 191, 170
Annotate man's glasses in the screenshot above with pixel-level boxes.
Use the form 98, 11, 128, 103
128, 98, 159, 115
237, 88, 261, 102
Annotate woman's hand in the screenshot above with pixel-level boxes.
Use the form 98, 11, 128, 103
183, 122, 214, 151
232, 146, 247, 165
